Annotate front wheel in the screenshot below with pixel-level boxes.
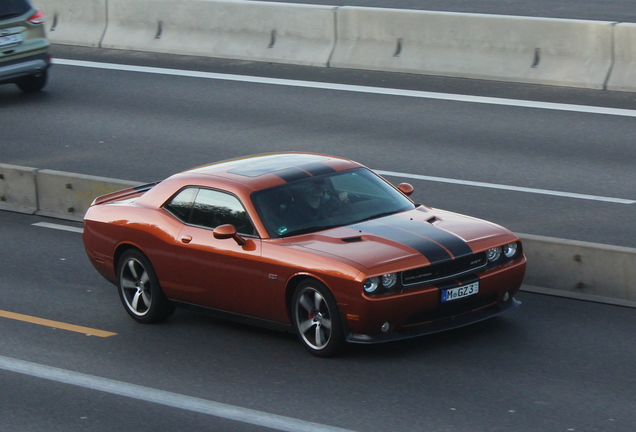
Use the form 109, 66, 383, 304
291, 280, 345, 357
117, 249, 175, 323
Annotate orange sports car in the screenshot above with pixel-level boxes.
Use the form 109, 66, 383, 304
83, 153, 526, 356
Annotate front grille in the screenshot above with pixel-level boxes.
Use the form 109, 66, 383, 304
401, 252, 488, 287
404, 294, 497, 327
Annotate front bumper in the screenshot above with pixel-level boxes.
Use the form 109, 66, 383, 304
346, 296, 521, 344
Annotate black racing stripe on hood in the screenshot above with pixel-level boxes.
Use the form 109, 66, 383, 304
351, 214, 473, 264
351, 221, 452, 264
383, 214, 474, 259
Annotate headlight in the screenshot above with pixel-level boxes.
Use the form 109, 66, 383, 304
503, 242, 518, 258
363, 277, 380, 293
381, 273, 398, 289
486, 247, 502, 262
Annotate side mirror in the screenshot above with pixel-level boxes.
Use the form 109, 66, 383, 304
213, 224, 247, 246
398, 183, 414, 197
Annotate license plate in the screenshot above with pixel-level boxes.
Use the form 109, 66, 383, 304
0, 33, 22, 47
441, 282, 479, 302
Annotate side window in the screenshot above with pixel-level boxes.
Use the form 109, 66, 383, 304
164, 187, 198, 222
190, 189, 256, 236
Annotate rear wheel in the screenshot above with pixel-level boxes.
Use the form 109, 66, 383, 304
291, 280, 345, 357
16, 71, 47, 93
117, 249, 175, 323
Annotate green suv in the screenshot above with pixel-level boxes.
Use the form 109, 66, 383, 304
0, 0, 50, 92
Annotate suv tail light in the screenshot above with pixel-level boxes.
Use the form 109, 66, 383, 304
27, 10, 45, 25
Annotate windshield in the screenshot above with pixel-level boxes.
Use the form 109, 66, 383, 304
252, 168, 415, 238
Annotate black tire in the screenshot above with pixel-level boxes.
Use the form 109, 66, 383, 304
16, 71, 47, 93
116, 249, 175, 323
291, 279, 345, 357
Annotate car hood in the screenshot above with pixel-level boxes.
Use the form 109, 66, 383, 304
284, 207, 517, 271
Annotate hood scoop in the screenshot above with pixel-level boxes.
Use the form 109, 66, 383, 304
341, 236, 364, 243
426, 216, 441, 224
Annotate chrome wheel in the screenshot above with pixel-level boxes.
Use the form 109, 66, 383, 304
117, 250, 174, 323
292, 280, 344, 357
120, 257, 152, 317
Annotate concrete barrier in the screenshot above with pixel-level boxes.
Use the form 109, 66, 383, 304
34, 0, 107, 47
35, 170, 141, 221
32, 1, 636, 91
520, 234, 636, 302
101, 0, 337, 67
0, 166, 634, 302
606, 23, 636, 92
0, 164, 38, 215
330, 7, 614, 89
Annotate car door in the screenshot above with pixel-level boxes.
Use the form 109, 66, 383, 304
165, 187, 265, 316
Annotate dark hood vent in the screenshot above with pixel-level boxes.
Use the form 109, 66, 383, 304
341, 236, 363, 243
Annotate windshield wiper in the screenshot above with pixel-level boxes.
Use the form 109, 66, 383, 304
281, 223, 342, 238
282, 211, 400, 237
350, 210, 398, 225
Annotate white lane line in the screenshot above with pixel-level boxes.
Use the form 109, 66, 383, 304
0, 355, 357, 432
521, 285, 636, 309
33, 222, 84, 233
376, 170, 636, 205
54, 58, 636, 118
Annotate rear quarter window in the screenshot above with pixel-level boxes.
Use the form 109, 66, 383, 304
164, 187, 197, 222
0, 0, 31, 20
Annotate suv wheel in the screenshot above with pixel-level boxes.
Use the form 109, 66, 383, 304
16, 71, 47, 92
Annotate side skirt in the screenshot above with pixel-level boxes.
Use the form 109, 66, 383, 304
171, 301, 294, 334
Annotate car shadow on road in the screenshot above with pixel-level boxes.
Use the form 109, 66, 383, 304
344, 316, 528, 360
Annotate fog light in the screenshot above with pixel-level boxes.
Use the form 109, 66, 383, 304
381, 322, 391, 333
503, 292, 510, 302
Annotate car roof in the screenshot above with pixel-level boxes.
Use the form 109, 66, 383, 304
170, 152, 365, 192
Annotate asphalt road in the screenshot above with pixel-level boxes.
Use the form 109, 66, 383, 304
0, 38, 635, 432
1, 45, 635, 247
1, 210, 635, 432
252, 0, 636, 22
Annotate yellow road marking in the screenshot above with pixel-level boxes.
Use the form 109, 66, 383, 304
0, 310, 117, 337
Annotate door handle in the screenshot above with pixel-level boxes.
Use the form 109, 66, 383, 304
180, 235, 192, 244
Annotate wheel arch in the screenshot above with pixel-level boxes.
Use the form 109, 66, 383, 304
114, 243, 175, 323
113, 242, 145, 276
285, 274, 313, 323
284, 274, 347, 328
286, 274, 348, 357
